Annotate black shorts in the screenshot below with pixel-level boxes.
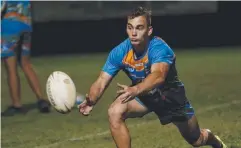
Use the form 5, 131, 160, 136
137, 86, 195, 125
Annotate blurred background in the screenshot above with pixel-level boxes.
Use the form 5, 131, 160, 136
30, 1, 241, 56
2, 1, 241, 148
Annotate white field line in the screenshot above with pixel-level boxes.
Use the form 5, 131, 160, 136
35, 100, 241, 148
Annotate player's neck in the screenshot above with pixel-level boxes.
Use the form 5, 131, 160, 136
133, 39, 149, 57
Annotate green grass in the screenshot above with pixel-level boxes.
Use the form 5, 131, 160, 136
1, 47, 241, 148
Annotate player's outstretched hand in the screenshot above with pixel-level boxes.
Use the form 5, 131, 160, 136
79, 94, 93, 116
116, 83, 139, 103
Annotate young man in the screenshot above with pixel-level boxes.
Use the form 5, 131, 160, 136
79, 7, 227, 148
1, 1, 50, 116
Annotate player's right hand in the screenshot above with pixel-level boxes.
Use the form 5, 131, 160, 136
79, 94, 93, 116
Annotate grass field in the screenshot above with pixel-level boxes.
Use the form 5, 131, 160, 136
1, 47, 241, 148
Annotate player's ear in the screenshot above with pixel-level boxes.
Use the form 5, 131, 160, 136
148, 26, 153, 36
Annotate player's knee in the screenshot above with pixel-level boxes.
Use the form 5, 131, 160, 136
108, 105, 125, 121
190, 129, 209, 147
108, 105, 126, 128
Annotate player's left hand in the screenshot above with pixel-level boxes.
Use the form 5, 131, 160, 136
116, 83, 139, 103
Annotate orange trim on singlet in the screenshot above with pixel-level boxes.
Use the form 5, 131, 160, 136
122, 49, 148, 71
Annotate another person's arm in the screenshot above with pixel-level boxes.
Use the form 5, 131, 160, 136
1, 1, 7, 13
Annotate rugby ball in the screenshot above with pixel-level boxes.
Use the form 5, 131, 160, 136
46, 71, 76, 114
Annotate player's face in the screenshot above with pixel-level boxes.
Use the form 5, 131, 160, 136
126, 16, 153, 46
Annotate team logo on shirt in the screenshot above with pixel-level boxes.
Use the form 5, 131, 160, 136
126, 67, 135, 72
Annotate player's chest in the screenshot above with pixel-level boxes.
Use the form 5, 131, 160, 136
122, 51, 151, 78
123, 62, 151, 74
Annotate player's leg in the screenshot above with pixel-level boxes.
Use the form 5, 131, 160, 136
173, 115, 227, 148
160, 86, 227, 147
20, 32, 42, 100
1, 34, 26, 116
3, 56, 21, 106
108, 97, 149, 148
19, 32, 50, 113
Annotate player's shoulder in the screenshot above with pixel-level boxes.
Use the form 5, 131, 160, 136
148, 36, 175, 58
149, 36, 168, 47
109, 38, 131, 56
149, 36, 173, 52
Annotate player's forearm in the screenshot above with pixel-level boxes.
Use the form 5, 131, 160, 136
88, 81, 107, 105
134, 72, 165, 95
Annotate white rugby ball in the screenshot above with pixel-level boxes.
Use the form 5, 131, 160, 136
46, 71, 76, 114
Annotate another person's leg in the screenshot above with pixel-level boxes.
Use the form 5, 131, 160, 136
4, 56, 21, 108
1, 34, 26, 116
108, 97, 149, 148
19, 32, 50, 113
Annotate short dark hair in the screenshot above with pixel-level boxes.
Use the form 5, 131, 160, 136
127, 6, 152, 26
